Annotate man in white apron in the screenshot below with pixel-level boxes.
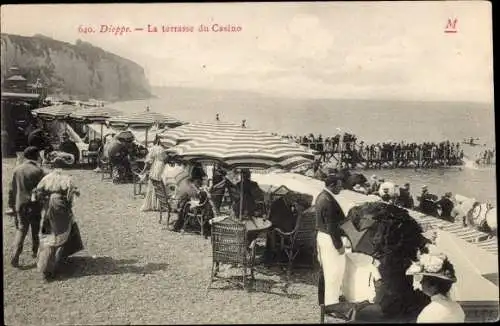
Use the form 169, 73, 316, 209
315, 174, 347, 313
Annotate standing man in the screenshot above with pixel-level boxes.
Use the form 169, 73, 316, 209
8, 146, 46, 267
315, 174, 347, 316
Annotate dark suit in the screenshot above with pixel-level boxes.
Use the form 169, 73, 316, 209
59, 139, 80, 164
8, 160, 46, 263
315, 190, 345, 249
436, 197, 454, 221
232, 180, 264, 217
315, 189, 346, 306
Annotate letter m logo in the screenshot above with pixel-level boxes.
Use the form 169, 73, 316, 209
445, 18, 458, 33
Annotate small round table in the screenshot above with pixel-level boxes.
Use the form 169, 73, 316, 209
210, 215, 272, 243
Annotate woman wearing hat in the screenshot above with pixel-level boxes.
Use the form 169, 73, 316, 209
140, 136, 168, 212
406, 252, 465, 322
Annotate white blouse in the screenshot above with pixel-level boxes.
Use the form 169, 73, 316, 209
417, 294, 466, 323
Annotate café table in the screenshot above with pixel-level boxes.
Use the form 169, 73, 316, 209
210, 215, 272, 244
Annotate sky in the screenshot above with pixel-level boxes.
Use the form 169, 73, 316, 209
1, 2, 493, 102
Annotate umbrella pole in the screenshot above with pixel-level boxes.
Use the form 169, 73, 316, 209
239, 170, 244, 220
145, 128, 148, 147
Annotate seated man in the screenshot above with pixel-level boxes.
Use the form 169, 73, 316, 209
395, 183, 414, 209
105, 136, 133, 183
210, 164, 228, 214
436, 192, 454, 222
417, 186, 439, 216
173, 178, 208, 232
58, 133, 80, 165
232, 168, 265, 218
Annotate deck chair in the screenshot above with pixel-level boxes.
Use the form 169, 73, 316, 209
207, 218, 257, 292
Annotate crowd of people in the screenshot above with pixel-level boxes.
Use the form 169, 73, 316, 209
307, 163, 459, 224
475, 148, 495, 165
280, 133, 465, 168
6, 119, 473, 323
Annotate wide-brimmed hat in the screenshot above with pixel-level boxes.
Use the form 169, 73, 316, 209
325, 174, 343, 187
370, 175, 378, 181
406, 252, 457, 283
23, 146, 40, 160
421, 185, 428, 191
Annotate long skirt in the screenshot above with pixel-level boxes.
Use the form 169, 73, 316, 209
317, 231, 346, 306
141, 179, 161, 211
37, 221, 84, 276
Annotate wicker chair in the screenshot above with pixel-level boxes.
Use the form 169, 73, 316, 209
98, 153, 113, 181
274, 204, 317, 287
208, 218, 257, 291
181, 191, 212, 236
150, 179, 172, 225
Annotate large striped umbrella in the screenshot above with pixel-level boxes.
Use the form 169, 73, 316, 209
107, 108, 184, 145
32, 104, 79, 120
166, 121, 314, 218
164, 121, 314, 169
107, 109, 184, 128
69, 106, 123, 123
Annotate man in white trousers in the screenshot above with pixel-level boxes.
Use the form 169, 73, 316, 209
315, 174, 347, 318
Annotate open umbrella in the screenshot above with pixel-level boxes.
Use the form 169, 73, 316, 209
69, 106, 123, 141
107, 108, 184, 145
341, 201, 427, 257
167, 121, 315, 218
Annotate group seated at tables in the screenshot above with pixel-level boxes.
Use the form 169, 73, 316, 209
44, 133, 80, 168
100, 132, 148, 183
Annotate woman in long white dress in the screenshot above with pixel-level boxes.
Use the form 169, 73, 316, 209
140, 136, 168, 212
406, 252, 465, 323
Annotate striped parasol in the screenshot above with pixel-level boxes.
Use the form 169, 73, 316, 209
107, 109, 184, 128
158, 121, 294, 147
165, 121, 315, 170
31, 104, 79, 120
69, 106, 123, 123
166, 120, 315, 219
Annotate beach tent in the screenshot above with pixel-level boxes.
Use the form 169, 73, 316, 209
435, 229, 499, 302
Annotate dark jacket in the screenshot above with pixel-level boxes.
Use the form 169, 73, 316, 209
232, 180, 264, 217
396, 190, 414, 209
314, 189, 346, 249
27, 129, 49, 150
436, 197, 454, 220
9, 160, 45, 212
59, 140, 80, 163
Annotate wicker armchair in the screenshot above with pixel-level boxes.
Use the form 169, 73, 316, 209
151, 179, 172, 225
274, 205, 317, 287
208, 218, 257, 291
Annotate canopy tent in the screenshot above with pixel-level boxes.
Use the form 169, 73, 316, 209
435, 229, 499, 302
69, 106, 123, 123
252, 172, 381, 215
32, 104, 79, 120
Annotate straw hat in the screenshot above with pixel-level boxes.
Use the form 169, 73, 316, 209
406, 252, 457, 283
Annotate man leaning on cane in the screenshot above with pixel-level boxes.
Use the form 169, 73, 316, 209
315, 173, 348, 319
8, 146, 46, 267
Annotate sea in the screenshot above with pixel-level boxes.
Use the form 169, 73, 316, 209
107, 87, 497, 205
